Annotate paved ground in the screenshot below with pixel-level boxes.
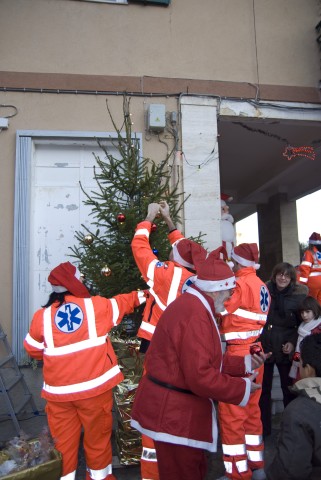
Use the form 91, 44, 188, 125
0, 406, 280, 479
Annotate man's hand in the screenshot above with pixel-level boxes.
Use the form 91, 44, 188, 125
145, 203, 160, 223
251, 352, 272, 370
159, 200, 176, 231
159, 200, 170, 218
248, 372, 261, 393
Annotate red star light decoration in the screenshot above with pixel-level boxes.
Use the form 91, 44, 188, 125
283, 145, 316, 161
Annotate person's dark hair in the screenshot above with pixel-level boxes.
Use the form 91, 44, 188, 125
300, 333, 321, 377
42, 291, 69, 308
299, 296, 321, 319
270, 262, 297, 285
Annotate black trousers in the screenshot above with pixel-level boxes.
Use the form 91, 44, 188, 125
259, 361, 296, 436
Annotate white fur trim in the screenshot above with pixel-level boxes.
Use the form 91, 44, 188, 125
194, 275, 236, 292
172, 240, 194, 269
231, 251, 260, 270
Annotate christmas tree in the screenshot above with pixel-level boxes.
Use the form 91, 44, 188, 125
70, 95, 188, 305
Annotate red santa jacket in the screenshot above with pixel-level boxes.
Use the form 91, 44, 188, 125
130, 286, 251, 452
220, 267, 270, 346
131, 221, 195, 341
24, 291, 145, 402
298, 247, 321, 285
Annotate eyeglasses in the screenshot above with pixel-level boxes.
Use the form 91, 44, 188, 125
276, 272, 291, 279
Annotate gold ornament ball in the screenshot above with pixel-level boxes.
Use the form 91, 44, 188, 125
101, 265, 112, 277
83, 234, 94, 245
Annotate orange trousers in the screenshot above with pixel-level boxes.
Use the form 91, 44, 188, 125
218, 344, 265, 480
139, 365, 159, 480
307, 277, 321, 303
46, 389, 116, 480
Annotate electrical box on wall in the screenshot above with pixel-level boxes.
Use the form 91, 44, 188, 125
147, 104, 166, 132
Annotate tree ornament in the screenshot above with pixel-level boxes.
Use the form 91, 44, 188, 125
249, 344, 262, 355
117, 213, 126, 224
152, 247, 159, 255
292, 352, 301, 362
151, 223, 157, 232
83, 234, 94, 245
101, 265, 112, 277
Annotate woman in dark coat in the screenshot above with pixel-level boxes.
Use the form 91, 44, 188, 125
259, 262, 308, 436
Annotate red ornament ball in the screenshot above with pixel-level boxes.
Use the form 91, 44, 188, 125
117, 213, 126, 223
151, 223, 157, 232
250, 344, 262, 355
292, 352, 301, 362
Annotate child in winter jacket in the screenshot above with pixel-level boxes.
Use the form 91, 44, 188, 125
266, 333, 321, 480
289, 296, 321, 381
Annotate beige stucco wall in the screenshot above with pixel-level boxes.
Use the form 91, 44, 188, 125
0, 0, 319, 87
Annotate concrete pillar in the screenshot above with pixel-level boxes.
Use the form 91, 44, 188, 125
180, 96, 221, 251
257, 193, 300, 281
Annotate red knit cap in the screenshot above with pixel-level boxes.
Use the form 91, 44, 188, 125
309, 232, 321, 245
231, 243, 260, 270
172, 239, 207, 271
194, 246, 236, 292
48, 262, 90, 298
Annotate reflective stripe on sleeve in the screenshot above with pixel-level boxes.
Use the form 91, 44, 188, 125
24, 333, 44, 350
309, 272, 321, 277
43, 364, 121, 394
299, 277, 308, 283
232, 308, 267, 322
221, 329, 262, 341
135, 228, 150, 238
301, 260, 312, 267
137, 290, 146, 304
110, 298, 119, 326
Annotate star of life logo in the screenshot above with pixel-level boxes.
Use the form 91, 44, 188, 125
54, 302, 84, 333
260, 286, 269, 313
181, 275, 196, 293
316, 251, 321, 261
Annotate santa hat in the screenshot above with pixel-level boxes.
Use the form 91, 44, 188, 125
48, 262, 91, 298
309, 232, 321, 245
172, 239, 207, 271
194, 246, 236, 292
231, 243, 260, 270
221, 193, 233, 207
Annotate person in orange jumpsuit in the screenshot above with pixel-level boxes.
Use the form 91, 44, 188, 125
131, 200, 207, 480
297, 232, 321, 302
24, 261, 146, 480
217, 243, 270, 480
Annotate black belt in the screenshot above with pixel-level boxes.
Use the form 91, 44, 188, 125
147, 375, 194, 395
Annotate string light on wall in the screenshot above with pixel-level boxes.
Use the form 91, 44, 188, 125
283, 146, 316, 161
182, 141, 218, 170
234, 121, 319, 162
